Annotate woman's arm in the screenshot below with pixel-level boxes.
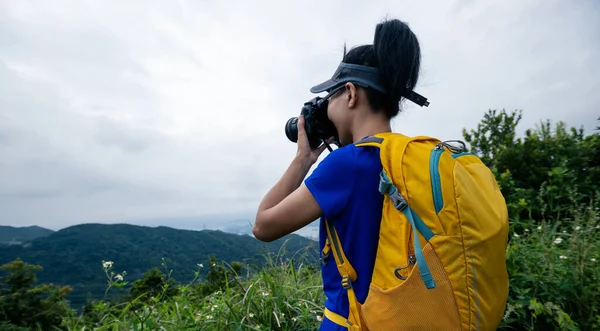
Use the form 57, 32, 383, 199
252, 157, 321, 242
253, 116, 332, 242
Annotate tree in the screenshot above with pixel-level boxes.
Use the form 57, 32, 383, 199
462, 109, 523, 168
0, 258, 73, 330
128, 268, 179, 303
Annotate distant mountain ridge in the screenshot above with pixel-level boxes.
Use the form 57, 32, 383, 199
0, 223, 319, 308
0, 225, 54, 245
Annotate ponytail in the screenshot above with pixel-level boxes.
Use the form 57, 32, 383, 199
342, 18, 422, 118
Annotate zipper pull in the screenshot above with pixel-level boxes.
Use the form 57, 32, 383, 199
394, 254, 417, 280
408, 254, 416, 265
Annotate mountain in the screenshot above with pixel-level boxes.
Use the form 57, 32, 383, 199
0, 225, 54, 245
0, 223, 319, 308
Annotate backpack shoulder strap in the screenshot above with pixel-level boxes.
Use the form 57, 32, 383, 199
323, 217, 361, 329
356, 132, 439, 289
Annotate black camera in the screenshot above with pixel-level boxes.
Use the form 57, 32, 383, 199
285, 96, 340, 150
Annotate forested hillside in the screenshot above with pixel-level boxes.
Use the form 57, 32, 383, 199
0, 223, 318, 309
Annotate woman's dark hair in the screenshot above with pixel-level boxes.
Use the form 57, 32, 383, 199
343, 18, 421, 118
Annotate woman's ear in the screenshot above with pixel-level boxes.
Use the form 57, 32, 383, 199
345, 82, 358, 108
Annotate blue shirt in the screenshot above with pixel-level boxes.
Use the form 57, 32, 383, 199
304, 143, 383, 330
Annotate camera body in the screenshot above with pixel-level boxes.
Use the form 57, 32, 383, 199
285, 96, 340, 149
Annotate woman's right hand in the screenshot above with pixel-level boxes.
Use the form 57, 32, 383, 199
295, 115, 334, 165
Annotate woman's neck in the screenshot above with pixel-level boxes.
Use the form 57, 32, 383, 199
351, 114, 392, 143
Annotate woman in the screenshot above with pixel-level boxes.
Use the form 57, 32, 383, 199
253, 17, 423, 330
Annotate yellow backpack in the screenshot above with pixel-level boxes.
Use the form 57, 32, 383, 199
322, 132, 510, 331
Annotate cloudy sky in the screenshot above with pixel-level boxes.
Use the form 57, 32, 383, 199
1, 0, 598, 234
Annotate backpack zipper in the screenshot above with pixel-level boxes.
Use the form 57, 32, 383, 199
430, 144, 445, 214
394, 250, 417, 280
408, 253, 416, 265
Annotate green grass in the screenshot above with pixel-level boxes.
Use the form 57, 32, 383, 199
62, 243, 327, 331
500, 202, 600, 330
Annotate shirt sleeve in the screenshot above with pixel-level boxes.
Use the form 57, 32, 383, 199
304, 146, 356, 220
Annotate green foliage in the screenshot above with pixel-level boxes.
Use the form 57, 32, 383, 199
0, 322, 31, 331
128, 258, 180, 305
186, 256, 246, 300
0, 258, 73, 331
461, 108, 523, 167
463, 109, 600, 224
500, 202, 600, 330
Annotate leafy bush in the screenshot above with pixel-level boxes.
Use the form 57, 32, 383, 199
0, 259, 73, 331
501, 200, 600, 330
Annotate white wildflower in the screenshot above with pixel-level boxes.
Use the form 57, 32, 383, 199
513, 233, 519, 238
525, 229, 530, 232
206, 315, 213, 320
537, 226, 542, 230
103, 261, 113, 269
562, 230, 567, 233
591, 258, 597, 262
249, 312, 254, 318
560, 255, 567, 259
114, 274, 123, 281
316, 315, 323, 322
574, 226, 581, 231
198, 263, 203, 268
292, 317, 297, 322
261, 291, 269, 297
554, 237, 563, 245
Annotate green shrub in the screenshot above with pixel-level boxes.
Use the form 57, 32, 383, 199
500, 200, 600, 330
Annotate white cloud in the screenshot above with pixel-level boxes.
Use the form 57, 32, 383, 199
0, 0, 598, 230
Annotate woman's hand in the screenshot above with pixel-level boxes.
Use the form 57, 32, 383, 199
295, 115, 334, 165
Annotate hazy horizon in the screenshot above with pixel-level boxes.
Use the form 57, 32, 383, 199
0, 217, 321, 242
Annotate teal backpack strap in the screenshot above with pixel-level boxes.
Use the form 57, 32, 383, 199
379, 170, 436, 289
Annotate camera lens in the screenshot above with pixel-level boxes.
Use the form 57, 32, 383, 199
285, 117, 298, 142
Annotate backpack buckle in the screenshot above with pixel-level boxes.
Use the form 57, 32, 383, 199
320, 250, 330, 267
389, 188, 408, 211
341, 276, 352, 289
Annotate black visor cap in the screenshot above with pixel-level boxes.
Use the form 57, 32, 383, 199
310, 62, 388, 94
309, 62, 430, 107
